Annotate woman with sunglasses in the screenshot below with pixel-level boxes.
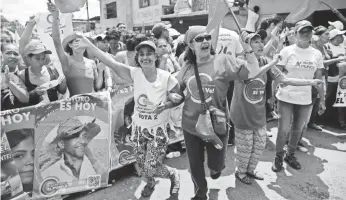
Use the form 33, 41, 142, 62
272, 20, 325, 173
176, 26, 265, 200
231, 33, 323, 185
73, 37, 183, 198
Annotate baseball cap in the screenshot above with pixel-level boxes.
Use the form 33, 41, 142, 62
328, 21, 344, 31
313, 25, 328, 36
294, 20, 313, 32
246, 32, 262, 42
24, 40, 52, 56
329, 29, 346, 40
152, 23, 169, 37
135, 40, 156, 52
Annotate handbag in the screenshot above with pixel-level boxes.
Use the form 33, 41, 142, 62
192, 63, 224, 150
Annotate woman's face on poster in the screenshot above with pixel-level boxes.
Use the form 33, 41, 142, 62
11, 136, 35, 185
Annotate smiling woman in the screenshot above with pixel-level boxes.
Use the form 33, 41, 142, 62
6, 129, 35, 196
74, 35, 183, 197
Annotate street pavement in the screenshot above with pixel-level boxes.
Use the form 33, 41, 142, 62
67, 121, 346, 200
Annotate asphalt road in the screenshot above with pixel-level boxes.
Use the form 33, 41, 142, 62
66, 121, 346, 200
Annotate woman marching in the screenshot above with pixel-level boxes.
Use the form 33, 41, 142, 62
176, 26, 264, 200
74, 36, 182, 197
231, 33, 323, 185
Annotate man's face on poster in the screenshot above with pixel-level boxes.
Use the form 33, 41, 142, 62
61, 130, 87, 159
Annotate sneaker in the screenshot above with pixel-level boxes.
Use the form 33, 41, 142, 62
308, 123, 322, 131
141, 183, 155, 198
296, 142, 308, 153
272, 156, 283, 172
169, 169, 180, 196
210, 170, 221, 180
284, 154, 301, 170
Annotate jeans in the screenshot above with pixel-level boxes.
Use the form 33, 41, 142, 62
276, 100, 313, 157
183, 130, 229, 198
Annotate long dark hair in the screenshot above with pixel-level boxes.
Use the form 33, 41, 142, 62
123, 32, 148, 51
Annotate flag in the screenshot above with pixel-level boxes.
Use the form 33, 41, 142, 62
285, 0, 322, 23
54, 0, 86, 13
206, 0, 232, 33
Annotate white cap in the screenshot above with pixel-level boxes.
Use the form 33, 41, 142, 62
329, 29, 346, 40
328, 21, 344, 31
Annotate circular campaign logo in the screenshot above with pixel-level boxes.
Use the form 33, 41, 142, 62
243, 78, 266, 104
339, 77, 346, 90
119, 150, 134, 165
40, 177, 59, 196
47, 14, 54, 24
187, 73, 213, 104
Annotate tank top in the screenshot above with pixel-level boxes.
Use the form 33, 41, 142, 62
65, 56, 96, 96
24, 67, 59, 106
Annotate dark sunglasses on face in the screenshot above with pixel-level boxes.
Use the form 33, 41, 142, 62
193, 35, 212, 43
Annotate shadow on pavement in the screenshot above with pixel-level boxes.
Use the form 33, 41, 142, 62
208, 188, 220, 200
303, 126, 346, 153
226, 180, 270, 200
267, 146, 330, 200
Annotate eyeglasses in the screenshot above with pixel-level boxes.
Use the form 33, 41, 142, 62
193, 35, 212, 43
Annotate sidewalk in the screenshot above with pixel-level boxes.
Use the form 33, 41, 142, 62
68, 121, 346, 200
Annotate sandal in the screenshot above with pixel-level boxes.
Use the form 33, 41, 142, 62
246, 171, 264, 180
141, 183, 155, 197
235, 171, 252, 185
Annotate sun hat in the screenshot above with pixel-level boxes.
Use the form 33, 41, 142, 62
329, 29, 346, 40
294, 20, 314, 32
328, 21, 344, 31
135, 40, 157, 52
313, 26, 328, 36
62, 31, 83, 52
24, 40, 52, 56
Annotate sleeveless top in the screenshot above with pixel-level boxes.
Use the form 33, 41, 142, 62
64, 56, 96, 96
24, 67, 59, 106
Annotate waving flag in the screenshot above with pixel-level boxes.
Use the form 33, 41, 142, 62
206, 0, 233, 33
285, 0, 322, 23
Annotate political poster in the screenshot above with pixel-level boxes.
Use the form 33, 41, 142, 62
1, 106, 37, 198
1, 132, 29, 200
32, 92, 111, 198
334, 76, 346, 107
36, 12, 73, 63
109, 85, 136, 170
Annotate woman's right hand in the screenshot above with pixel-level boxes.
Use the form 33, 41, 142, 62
75, 34, 93, 49
311, 79, 323, 88
47, 0, 59, 18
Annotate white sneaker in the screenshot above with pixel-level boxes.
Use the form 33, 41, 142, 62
297, 146, 308, 153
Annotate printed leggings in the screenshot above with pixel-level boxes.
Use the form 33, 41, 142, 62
132, 126, 174, 186
235, 126, 267, 176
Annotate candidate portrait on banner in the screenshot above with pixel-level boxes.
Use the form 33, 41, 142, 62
40, 117, 104, 182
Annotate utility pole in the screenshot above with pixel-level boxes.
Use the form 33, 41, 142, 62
86, 0, 90, 32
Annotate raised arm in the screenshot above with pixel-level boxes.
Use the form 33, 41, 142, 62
19, 16, 36, 57
47, 2, 69, 74
76, 35, 133, 82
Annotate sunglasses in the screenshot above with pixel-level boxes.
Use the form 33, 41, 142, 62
193, 35, 212, 43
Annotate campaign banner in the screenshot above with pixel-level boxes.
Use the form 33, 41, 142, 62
1, 106, 37, 199
334, 76, 346, 107
36, 12, 73, 63
32, 92, 111, 198
109, 85, 136, 170
1, 132, 29, 200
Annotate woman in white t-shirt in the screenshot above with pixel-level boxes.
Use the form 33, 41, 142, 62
76, 38, 182, 198
272, 20, 326, 173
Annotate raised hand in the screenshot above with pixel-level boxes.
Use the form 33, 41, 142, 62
47, 0, 59, 18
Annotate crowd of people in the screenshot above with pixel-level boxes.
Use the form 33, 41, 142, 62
1, 1, 346, 200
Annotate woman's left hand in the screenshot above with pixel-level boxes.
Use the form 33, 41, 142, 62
75, 34, 92, 49
318, 102, 326, 115
154, 102, 166, 115
311, 79, 323, 88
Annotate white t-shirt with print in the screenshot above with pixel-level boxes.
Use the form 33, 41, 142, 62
276, 44, 324, 105
216, 28, 244, 59
325, 42, 346, 57
130, 68, 178, 129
